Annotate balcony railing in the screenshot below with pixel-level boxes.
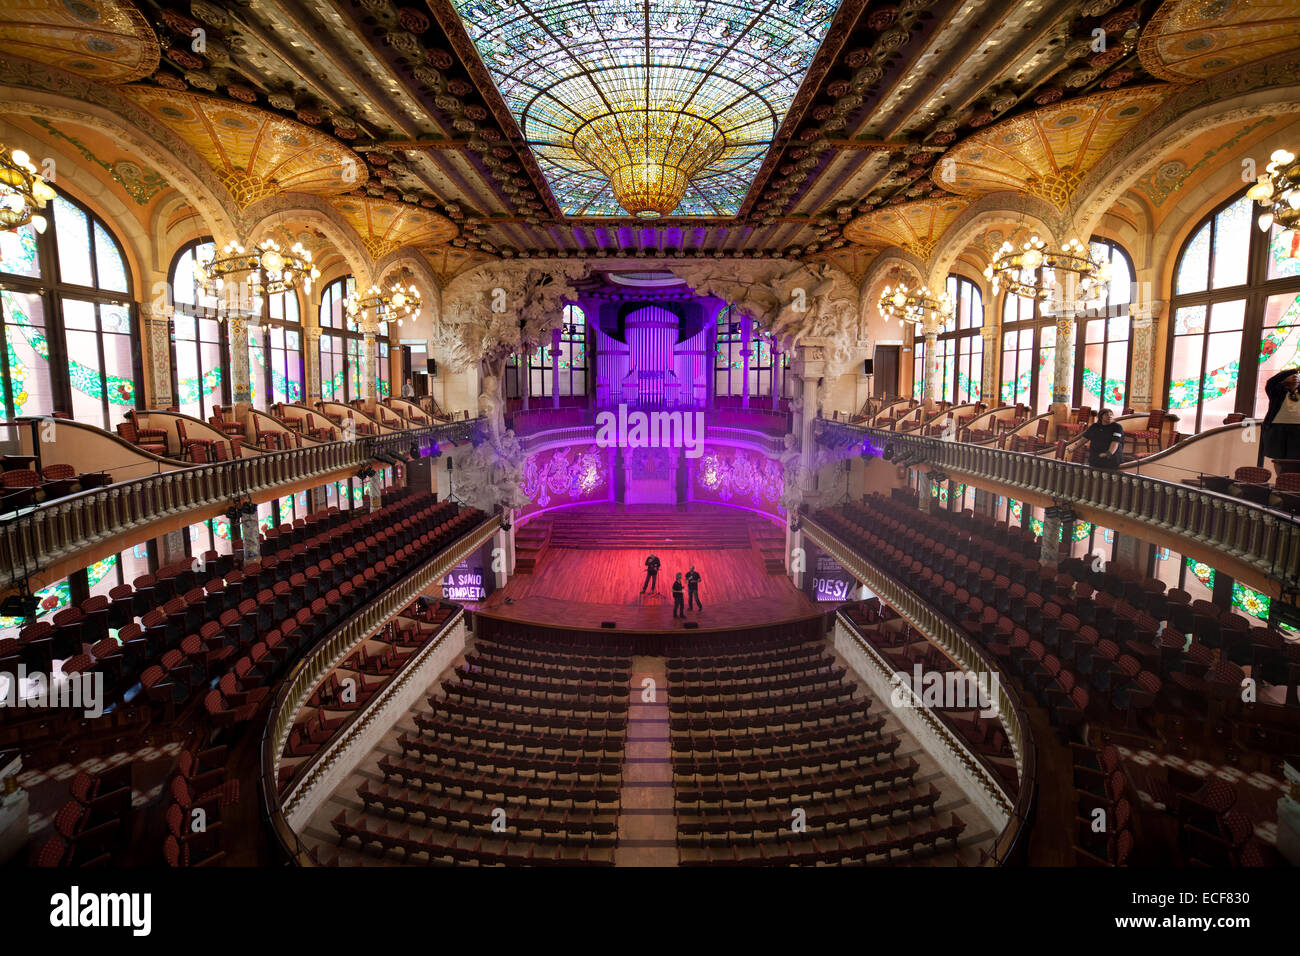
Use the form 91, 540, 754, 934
802, 514, 1037, 865
259, 514, 497, 864
816, 419, 1300, 592
0, 418, 484, 588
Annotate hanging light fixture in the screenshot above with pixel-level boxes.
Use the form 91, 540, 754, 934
984, 234, 1109, 308
194, 238, 319, 315
573, 111, 727, 219
0, 144, 57, 234
345, 281, 422, 328
1247, 148, 1300, 256
878, 279, 953, 327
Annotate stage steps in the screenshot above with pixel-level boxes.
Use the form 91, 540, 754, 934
545, 511, 757, 550
750, 524, 787, 574
513, 516, 552, 574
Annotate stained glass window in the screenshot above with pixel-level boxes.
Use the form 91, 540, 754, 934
449, 0, 845, 216
0, 190, 136, 423
319, 277, 363, 401
714, 304, 744, 397
170, 239, 227, 420
1168, 189, 1300, 432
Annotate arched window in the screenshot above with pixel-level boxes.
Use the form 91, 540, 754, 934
248, 289, 303, 409
169, 239, 227, 421
319, 277, 359, 401
1080, 238, 1134, 413
1167, 190, 1300, 430
0, 190, 138, 430
999, 293, 1053, 412
912, 278, 982, 403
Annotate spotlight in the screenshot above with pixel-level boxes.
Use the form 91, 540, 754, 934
409, 443, 420, 460
882, 442, 896, 462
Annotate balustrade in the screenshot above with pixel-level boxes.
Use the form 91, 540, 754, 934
1, 419, 484, 587
816, 419, 1300, 589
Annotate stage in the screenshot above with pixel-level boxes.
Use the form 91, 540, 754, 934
463, 506, 824, 634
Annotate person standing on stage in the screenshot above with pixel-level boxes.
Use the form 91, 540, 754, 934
685, 565, 702, 611
641, 553, 661, 594
672, 573, 685, 618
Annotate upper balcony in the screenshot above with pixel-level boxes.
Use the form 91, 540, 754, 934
0, 407, 482, 594
815, 416, 1300, 607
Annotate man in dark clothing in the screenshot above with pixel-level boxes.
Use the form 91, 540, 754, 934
685, 566, 702, 611
1261, 367, 1300, 464
1082, 409, 1125, 468
641, 553, 661, 594
672, 573, 685, 618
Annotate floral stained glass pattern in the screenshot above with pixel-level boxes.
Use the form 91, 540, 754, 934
450, 0, 845, 216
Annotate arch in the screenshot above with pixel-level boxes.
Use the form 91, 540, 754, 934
926, 193, 1064, 284
241, 196, 374, 291
0, 82, 236, 241
1071, 77, 1300, 239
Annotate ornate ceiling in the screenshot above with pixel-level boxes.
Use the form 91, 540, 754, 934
1, 0, 1298, 270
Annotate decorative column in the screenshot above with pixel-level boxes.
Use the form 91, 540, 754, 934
304, 327, 322, 402
551, 328, 561, 409
1128, 300, 1163, 411
771, 342, 782, 411
920, 319, 940, 408
240, 512, 262, 563
229, 314, 250, 407
981, 324, 999, 406
793, 347, 825, 492
1051, 313, 1075, 410
363, 329, 377, 403
741, 316, 752, 409
1050, 273, 1080, 415
139, 298, 174, 409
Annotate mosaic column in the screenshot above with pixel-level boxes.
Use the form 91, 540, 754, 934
981, 324, 999, 405
139, 300, 174, 409
1128, 301, 1162, 411
1052, 313, 1075, 409
304, 327, 322, 401
921, 322, 939, 406
363, 331, 376, 402
229, 314, 250, 406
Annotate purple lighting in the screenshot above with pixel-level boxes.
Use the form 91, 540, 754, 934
694, 449, 782, 506
522, 445, 609, 508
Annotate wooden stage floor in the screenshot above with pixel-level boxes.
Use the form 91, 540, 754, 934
465, 546, 824, 633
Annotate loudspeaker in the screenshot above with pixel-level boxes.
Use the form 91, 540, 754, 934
447, 457, 454, 471
863, 358, 874, 376
600, 621, 616, 629
683, 622, 699, 629
427, 358, 438, 377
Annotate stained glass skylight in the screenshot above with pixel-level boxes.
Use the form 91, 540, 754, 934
450, 0, 845, 217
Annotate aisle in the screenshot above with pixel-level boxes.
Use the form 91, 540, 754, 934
614, 656, 678, 866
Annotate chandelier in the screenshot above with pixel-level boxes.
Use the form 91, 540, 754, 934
1247, 148, 1300, 253
573, 111, 726, 219
984, 235, 1108, 307
0, 145, 57, 234
345, 281, 422, 329
878, 280, 953, 327
194, 238, 319, 311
